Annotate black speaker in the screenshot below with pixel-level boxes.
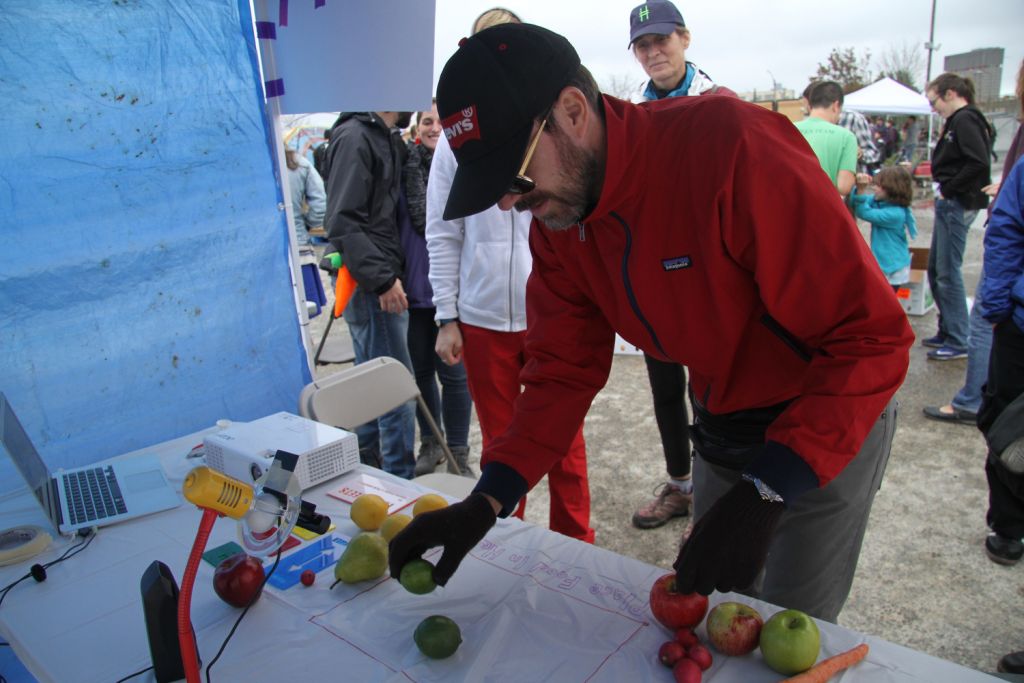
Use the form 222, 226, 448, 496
140, 560, 188, 682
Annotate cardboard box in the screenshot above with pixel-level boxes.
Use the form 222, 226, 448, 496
896, 247, 935, 316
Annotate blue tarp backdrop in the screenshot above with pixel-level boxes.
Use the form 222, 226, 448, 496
0, 0, 311, 494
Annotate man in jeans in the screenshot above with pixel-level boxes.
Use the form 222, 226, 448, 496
923, 73, 993, 361
325, 110, 417, 478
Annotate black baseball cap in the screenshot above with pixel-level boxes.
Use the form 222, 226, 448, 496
628, 1, 685, 47
436, 23, 581, 220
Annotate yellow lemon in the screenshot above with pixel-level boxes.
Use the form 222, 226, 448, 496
412, 493, 449, 517
379, 513, 412, 542
350, 493, 388, 531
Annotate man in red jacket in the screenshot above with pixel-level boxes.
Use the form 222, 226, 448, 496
390, 23, 913, 622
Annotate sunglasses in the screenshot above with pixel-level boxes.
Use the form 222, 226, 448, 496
508, 116, 549, 195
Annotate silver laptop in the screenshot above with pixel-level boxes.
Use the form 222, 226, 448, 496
0, 392, 181, 535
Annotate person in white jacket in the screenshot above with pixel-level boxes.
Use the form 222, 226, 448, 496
425, 128, 594, 542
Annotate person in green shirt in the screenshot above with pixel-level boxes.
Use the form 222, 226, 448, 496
795, 81, 858, 197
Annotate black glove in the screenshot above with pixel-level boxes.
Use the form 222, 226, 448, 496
388, 492, 497, 586
673, 481, 785, 595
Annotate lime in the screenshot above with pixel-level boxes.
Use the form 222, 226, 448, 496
399, 559, 437, 595
414, 615, 462, 659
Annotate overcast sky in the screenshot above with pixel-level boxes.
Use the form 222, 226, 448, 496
431, 0, 1024, 99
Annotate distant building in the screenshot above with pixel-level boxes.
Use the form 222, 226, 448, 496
944, 48, 1004, 105
738, 87, 796, 103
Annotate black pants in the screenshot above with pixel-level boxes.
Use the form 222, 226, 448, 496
979, 319, 1024, 540
643, 354, 691, 478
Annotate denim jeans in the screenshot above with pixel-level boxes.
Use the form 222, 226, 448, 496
952, 272, 993, 413
342, 285, 416, 479
407, 307, 472, 447
927, 198, 978, 351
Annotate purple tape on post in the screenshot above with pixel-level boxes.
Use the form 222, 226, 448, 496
255, 21, 276, 39
314, 0, 325, 7
265, 79, 286, 98
279, 0, 288, 27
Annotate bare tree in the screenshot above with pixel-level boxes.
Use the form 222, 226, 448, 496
877, 42, 925, 91
602, 73, 644, 100
811, 47, 873, 93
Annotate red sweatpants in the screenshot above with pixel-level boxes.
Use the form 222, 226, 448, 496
460, 323, 594, 543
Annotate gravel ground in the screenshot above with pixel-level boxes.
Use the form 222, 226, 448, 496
306, 180, 1020, 677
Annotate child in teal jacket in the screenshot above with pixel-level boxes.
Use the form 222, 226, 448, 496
852, 166, 918, 290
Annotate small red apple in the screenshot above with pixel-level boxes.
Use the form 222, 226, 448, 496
212, 552, 265, 608
300, 569, 316, 587
672, 657, 702, 683
705, 601, 763, 656
649, 574, 709, 630
659, 640, 686, 667
687, 643, 713, 671
675, 627, 700, 649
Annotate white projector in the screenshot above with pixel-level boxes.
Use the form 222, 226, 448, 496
203, 412, 359, 490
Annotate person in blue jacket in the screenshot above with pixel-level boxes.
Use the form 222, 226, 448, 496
852, 165, 918, 291
978, 153, 1024, 569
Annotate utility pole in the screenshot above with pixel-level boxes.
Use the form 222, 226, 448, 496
924, 0, 939, 85
923, 0, 939, 160
767, 70, 779, 101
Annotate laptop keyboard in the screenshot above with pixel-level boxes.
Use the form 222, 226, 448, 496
62, 466, 127, 525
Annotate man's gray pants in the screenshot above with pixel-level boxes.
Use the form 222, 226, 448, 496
693, 400, 898, 623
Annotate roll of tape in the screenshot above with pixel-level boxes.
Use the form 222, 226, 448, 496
0, 526, 53, 566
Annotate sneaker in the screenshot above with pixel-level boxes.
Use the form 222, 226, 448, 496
985, 532, 1023, 566
927, 346, 968, 361
921, 334, 946, 348
632, 483, 692, 529
998, 650, 1024, 674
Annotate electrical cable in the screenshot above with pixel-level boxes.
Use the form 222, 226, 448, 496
113, 665, 154, 682
0, 529, 96, 610
204, 549, 282, 683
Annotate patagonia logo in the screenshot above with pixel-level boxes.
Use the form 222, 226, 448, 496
662, 255, 692, 271
442, 106, 480, 149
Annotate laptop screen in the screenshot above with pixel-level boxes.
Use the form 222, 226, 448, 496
0, 392, 62, 528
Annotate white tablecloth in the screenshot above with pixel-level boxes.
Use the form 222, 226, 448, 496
0, 429, 999, 682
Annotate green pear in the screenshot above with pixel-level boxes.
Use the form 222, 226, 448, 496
333, 532, 388, 584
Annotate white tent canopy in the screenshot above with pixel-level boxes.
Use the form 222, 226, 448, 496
844, 77, 931, 115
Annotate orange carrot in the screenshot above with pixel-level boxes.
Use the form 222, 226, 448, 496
781, 643, 870, 682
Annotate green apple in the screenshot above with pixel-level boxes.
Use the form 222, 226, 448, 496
759, 608, 821, 675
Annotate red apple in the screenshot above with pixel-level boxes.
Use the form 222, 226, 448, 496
672, 657, 702, 683
649, 574, 709, 630
675, 627, 700, 649
212, 552, 265, 608
659, 640, 686, 667
687, 643, 713, 671
705, 601, 763, 656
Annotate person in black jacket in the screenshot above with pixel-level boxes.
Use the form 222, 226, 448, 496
325, 110, 418, 478
922, 73, 993, 361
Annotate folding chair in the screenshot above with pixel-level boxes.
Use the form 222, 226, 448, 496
299, 357, 475, 498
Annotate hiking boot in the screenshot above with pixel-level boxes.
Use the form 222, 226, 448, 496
413, 436, 445, 476
985, 532, 1023, 566
998, 651, 1024, 674
920, 334, 945, 348
632, 483, 692, 529
447, 445, 476, 478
